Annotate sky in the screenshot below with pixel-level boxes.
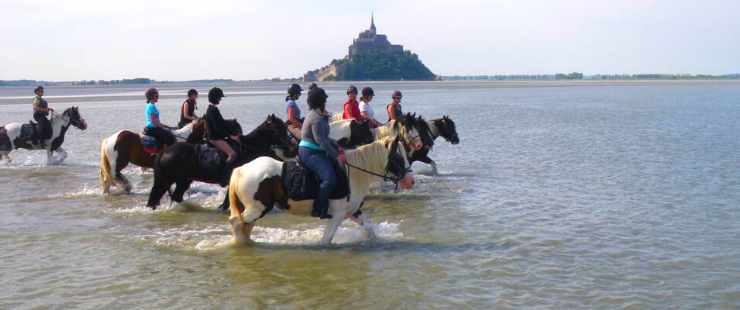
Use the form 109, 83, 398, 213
1, 0, 739, 81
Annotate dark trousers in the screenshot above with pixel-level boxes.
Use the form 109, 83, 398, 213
299, 146, 337, 212
33, 112, 51, 139
144, 126, 176, 146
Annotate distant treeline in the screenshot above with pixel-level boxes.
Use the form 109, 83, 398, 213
442, 73, 740, 81
1, 78, 237, 86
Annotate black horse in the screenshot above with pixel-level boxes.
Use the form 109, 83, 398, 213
408, 115, 459, 175
147, 114, 295, 210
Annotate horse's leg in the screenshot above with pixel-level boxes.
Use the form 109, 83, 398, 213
218, 189, 231, 211
170, 179, 192, 204
117, 173, 133, 193
0, 151, 9, 165
418, 155, 437, 175
46, 148, 54, 166
147, 176, 174, 210
56, 146, 68, 163
229, 216, 255, 245
321, 210, 345, 244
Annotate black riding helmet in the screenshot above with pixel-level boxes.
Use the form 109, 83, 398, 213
288, 83, 303, 96
361, 87, 374, 97
34, 86, 44, 94
307, 87, 329, 110
208, 87, 226, 104
187, 89, 198, 97
347, 85, 358, 94
392, 90, 403, 99
308, 83, 318, 91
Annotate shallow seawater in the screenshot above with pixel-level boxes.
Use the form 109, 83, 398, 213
1, 81, 740, 308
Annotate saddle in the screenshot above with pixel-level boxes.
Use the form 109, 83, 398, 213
140, 128, 163, 155
281, 160, 350, 201
16, 122, 41, 148
196, 143, 228, 173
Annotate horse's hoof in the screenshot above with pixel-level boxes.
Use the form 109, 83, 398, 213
148, 205, 157, 210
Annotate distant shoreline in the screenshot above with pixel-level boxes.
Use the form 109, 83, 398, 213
1, 79, 738, 105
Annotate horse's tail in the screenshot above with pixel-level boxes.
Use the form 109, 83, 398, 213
100, 138, 115, 190
228, 167, 245, 216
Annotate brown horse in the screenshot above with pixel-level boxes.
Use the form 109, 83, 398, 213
99, 120, 240, 194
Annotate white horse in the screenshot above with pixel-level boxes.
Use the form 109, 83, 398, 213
0, 107, 88, 165
227, 136, 415, 245
100, 120, 209, 194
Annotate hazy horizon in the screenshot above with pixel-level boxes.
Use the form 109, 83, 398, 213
2, 0, 739, 81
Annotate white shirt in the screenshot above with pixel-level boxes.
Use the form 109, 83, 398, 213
359, 101, 374, 119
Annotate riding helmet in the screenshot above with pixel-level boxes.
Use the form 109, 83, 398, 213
144, 88, 158, 100
361, 87, 374, 97
208, 87, 226, 104
346, 85, 358, 94
187, 89, 198, 97
392, 90, 403, 99
308, 83, 318, 91
307, 87, 329, 110
287, 83, 303, 96
34, 86, 44, 94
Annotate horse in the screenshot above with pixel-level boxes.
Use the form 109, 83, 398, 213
227, 135, 415, 245
408, 115, 459, 175
146, 114, 295, 210
327, 119, 375, 148
371, 119, 425, 152
99, 119, 239, 194
0, 107, 88, 165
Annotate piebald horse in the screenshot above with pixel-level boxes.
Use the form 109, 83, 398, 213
228, 136, 415, 245
99, 120, 226, 194
409, 115, 459, 175
0, 107, 88, 165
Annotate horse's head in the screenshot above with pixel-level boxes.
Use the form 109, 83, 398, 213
349, 120, 375, 146
384, 135, 415, 189
393, 119, 423, 153
264, 114, 295, 155
435, 115, 459, 145
402, 113, 433, 151
63, 106, 88, 130
225, 119, 243, 136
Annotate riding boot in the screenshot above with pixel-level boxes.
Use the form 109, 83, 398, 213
311, 201, 332, 219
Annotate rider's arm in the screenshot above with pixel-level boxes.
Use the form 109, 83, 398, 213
343, 104, 354, 120
33, 98, 52, 113
387, 105, 395, 120
149, 113, 164, 128
288, 107, 302, 127
183, 101, 198, 121
312, 123, 340, 159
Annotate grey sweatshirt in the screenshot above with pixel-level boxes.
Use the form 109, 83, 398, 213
301, 109, 340, 158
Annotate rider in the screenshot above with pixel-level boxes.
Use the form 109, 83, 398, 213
299, 87, 348, 219
144, 88, 176, 148
178, 89, 199, 128
285, 83, 304, 140
32, 86, 53, 148
387, 90, 404, 122
343, 85, 372, 123
204, 87, 238, 164
359, 87, 382, 127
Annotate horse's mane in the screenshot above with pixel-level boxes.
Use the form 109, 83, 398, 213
375, 120, 402, 139
343, 137, 395, 192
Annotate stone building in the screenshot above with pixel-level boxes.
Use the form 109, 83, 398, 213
348, 14, 403, 56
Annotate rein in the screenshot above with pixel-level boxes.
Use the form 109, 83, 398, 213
342, 162, 409, 182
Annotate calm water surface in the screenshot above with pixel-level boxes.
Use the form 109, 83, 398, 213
1, 81, 739, 308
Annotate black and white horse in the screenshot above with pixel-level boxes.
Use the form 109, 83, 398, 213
227, 136, 415, 245
409, 115, 459, 174
0, 107, 88, 165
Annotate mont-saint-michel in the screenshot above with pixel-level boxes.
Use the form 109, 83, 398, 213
304, 14, 438, 82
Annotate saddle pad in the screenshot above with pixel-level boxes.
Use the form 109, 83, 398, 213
140, 136, 158, 149
196, 143, 226, 173
281, 160, 349, 201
